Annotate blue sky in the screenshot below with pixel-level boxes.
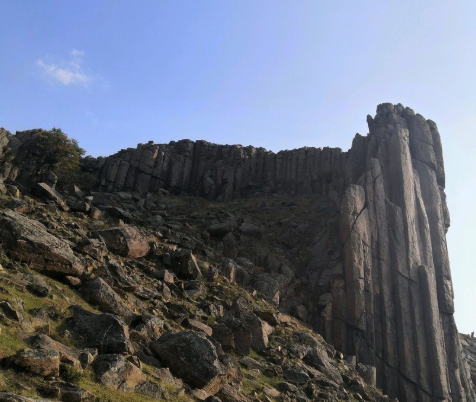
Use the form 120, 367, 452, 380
1, 1, 475, 332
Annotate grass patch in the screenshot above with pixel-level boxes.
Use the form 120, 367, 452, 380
0, 368, 45, 398
0, 326, 27, 355
78, 367, 194, 402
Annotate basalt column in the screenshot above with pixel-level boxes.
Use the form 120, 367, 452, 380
337, 104, 474, 402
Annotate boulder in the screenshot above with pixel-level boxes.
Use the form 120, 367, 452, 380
230, 297, 273, 352
183, 318, 213, 336
216, 385, 252, 402
92, 354, 166, 398
130, 316, 165, 344
175, 249, 202, 279
97, 226, 150, 258
0, 210, 83, 276
238, 222, 261, 237
207, 222, 235, 237
26, 275, 51, 297
217, 315, 251, 355
102, 206, 134, 223
151, 331, 226, 394
29, 334, 97, 370
253, 274, 280, 306
67, 305, 131, 354
11, 349, 60, 377
211, 323, 235, 352
283, 365, 310, 385
303, 348, 343, 385
92, 354, 146, 390
43, 382, 95, 402
66, 198, 90, 213
81, 277, 131, 316
147, 215, 164, 226
32, 183, 69, 211
0, 300, 23, 321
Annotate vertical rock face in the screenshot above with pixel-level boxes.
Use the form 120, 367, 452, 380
85, 140, 346, 200
339, 104, 473, 402
1, 103, 472, 402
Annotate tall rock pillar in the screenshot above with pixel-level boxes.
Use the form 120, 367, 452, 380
338, 103, 474, 402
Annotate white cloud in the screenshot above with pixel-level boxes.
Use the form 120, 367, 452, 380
37, 50, 92, 86
70, 49, 84, 57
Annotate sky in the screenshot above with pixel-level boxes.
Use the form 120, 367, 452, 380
1, 1, 475, 332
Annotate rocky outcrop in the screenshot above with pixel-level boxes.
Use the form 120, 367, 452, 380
90, 103, 471, 401
460, 334, 476, 393
330, 104, 472, 402
89, 135, 346, 200
0, 103, 471, 402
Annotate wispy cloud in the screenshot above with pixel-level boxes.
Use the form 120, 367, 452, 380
37, 49, 92, 86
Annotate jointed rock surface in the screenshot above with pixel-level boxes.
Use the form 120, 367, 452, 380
0, 103, 472, 402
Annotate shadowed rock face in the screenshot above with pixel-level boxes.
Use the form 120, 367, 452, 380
1, 103, 473, 402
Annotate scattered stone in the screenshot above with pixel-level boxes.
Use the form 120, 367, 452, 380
97, 226, 150, 258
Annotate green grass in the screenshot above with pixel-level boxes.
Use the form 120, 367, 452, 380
78, 367, 194, 402
0, 368, 46, 398
0, 326, 28, 355
240, 370, 282, 402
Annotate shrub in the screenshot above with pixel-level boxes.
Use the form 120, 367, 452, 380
36, 128, 85, 171
59, 363, 84, 384
35, 128, 97, 190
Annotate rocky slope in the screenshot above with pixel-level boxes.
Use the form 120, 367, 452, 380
0, 103, 472, 402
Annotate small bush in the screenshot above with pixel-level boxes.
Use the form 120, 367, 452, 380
60, 363, 83, 384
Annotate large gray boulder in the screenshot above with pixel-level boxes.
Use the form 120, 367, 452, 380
92, 354, 146, 390
92, 354, 165, 398
151, 331, 226, 395
67, 305, 131, 354
11, 349, 60, 377
0, 210, 83, 276
29, 334, 97, 370
31, 182, 69, 211
80, 277, 131, 316
97, 226, 150, 258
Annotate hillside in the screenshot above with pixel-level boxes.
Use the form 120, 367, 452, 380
0, 103, 472, 402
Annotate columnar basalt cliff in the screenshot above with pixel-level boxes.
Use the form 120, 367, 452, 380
0, 103, 473, 402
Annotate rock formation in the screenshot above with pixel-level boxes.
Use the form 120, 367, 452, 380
0, 103, 473, 402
